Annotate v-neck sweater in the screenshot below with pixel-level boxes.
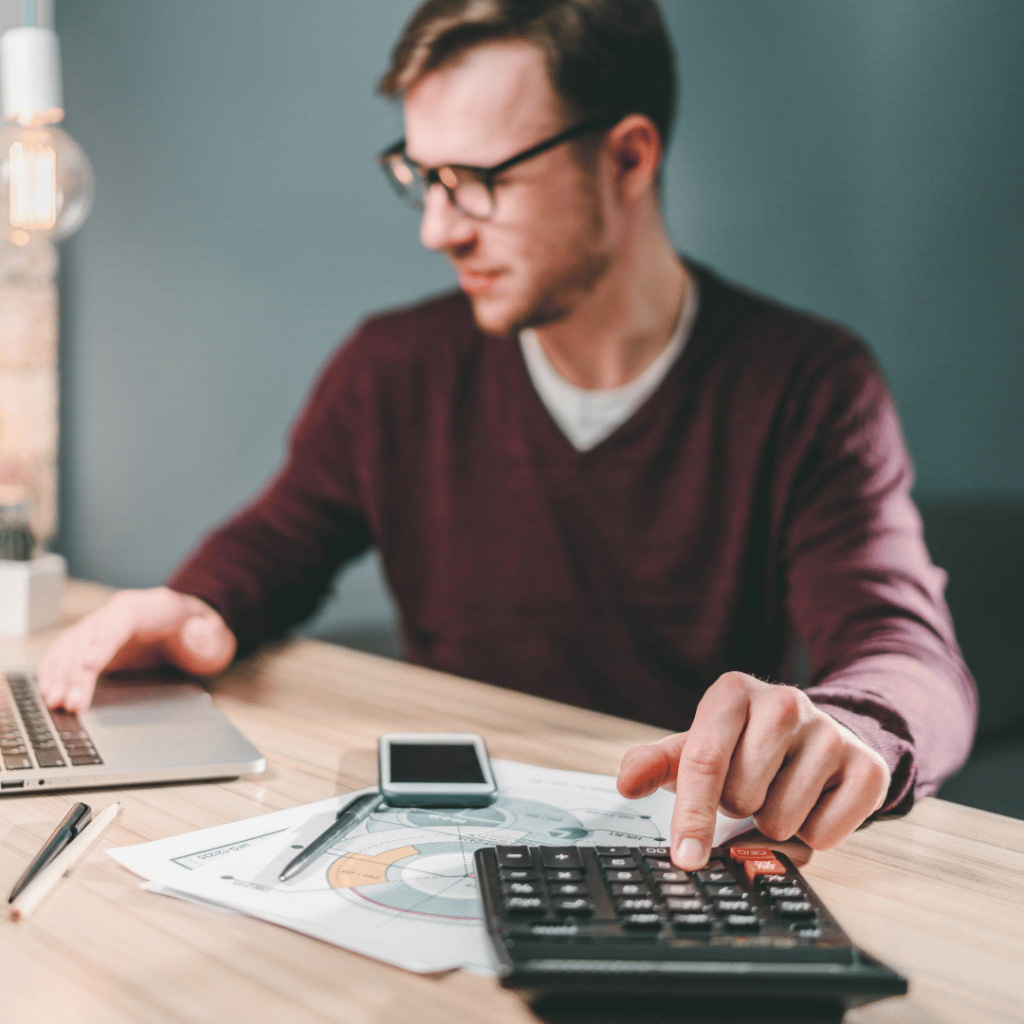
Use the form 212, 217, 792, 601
168, 262, 976, 813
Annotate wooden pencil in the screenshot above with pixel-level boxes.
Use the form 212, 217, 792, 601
9, 802, 121, 921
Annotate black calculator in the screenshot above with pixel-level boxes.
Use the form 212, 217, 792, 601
473, 843, 907, 1011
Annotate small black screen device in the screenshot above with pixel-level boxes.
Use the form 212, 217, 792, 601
378, 732, 498, 807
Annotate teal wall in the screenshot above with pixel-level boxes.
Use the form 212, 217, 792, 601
54, 1, 1024, 637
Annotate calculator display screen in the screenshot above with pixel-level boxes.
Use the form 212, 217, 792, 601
388, 743, 486, 784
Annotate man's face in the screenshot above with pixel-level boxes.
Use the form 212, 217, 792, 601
403, 41, 613, 336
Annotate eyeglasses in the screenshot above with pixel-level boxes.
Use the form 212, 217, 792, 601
378, 114, 621, 221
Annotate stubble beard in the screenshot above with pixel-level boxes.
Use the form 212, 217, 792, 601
469, 187, 613, 337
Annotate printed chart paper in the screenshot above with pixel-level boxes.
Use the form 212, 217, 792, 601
108, 760, 753, 974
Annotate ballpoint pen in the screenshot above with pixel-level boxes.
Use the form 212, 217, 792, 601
279, 791, 383, 882
8, 802, 92, 903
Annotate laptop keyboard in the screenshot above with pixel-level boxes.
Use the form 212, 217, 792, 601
0, 672, 103, 771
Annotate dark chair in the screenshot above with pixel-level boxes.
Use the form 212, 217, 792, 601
920, 497, 1024, 819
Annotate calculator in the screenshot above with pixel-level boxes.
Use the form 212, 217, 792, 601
473, 844, 907, 1011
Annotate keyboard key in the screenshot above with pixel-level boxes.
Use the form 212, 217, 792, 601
3, 754, 32, 769
69, 753, 104, 765
546, 869, 583, 882
35, 751, 66, 768
540, 847, 583, 869
496, 846, 533, 867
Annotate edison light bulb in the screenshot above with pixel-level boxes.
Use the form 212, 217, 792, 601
0, 26, 94, 245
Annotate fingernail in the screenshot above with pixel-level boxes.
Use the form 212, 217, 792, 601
675, 837, 706, 869
181, 618, 217, 658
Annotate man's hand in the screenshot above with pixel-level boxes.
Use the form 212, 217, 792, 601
617, 672, 890, 870
37, 587, 237, 712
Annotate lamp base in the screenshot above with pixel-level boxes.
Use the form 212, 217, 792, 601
0, 552, 65, 636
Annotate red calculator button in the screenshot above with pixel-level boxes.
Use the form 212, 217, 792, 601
743, 858, 787, 883
729, 846, 773, 862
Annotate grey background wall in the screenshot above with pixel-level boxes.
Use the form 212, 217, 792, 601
51, 4, 1023, 666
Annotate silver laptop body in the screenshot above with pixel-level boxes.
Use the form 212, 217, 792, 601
0, 670, 266, 795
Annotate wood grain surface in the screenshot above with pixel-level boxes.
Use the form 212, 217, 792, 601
1, 581, 1021, 1024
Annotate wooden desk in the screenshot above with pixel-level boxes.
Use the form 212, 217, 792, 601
2, 582, 1022, 1024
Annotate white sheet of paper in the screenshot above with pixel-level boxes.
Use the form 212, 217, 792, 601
108, 760, 754, 974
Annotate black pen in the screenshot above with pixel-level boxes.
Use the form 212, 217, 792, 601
8, 802, 93, 903
279, 792, 383, 882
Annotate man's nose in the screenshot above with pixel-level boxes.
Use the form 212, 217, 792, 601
419, 183, 475, 253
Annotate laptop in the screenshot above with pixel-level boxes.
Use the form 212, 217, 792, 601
0, 669, 265, 794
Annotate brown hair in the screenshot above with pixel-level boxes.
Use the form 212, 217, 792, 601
378, 0, 677, 149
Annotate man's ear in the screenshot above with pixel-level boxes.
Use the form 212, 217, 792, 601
608, 114, 662, 201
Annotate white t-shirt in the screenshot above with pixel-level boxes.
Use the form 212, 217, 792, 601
519, 278, 700, 451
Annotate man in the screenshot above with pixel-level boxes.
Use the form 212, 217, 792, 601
39, 0, 975, 870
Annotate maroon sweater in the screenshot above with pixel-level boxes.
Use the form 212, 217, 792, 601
169, 263, 977, 812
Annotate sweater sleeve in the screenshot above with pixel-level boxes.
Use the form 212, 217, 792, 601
166, 331, 375, 654
777, 339, 977, 813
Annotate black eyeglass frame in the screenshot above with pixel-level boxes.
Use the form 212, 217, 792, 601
378, 113, 623, 220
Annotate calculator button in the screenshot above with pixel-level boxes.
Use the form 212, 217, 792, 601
496, 846, 533, 867
743, 858, 787, 884
715, 899, 754, 914
657, 883, 699, 897
620, 913, 662, 930
615, 897, 657, 912
639, 846, 671, 857
764, 885, 804, 900
665, 898, 710, 913
653, 869, 690, 883
729, 846, 774, 861
704, 884, 744, 897
777, 901, 817, 919
599, 855, 636, 869
695, 869, 732, 884
540, 847, 583, 869
595, 846, 631, 856
724, 914, 761, 931
611, 883, 651, 897
671, 913, 712, 931
792, 925, 824, 939
605, 870, 643, 882
502, 897, 546, 915
499, 869, 537, 881
554, 898, 594, 916
552, 883, 587, 896
502, 882, 540, 895
546, 869, 583, 882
